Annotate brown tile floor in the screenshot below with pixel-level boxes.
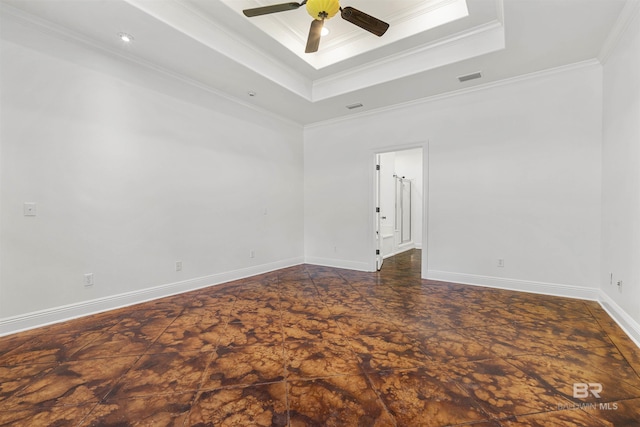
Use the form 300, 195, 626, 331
1, 249, 640, 426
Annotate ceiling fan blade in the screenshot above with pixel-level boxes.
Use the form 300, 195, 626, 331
305, 19, 323, 53
243, 2, 303, 17
341, 6, 389, 37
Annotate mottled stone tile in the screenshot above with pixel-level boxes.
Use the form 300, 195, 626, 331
324, 299, 380, 316
368, 368, 491, 426
3, 249, 638, 427
147, 322, 225, 353
507, 349, 640, 404
83, 392, 194, 426
221, 315, 283, 347
108, 351, 210, 398
169, 306, 226, 329
501, 408, 608, 426
285, 338, 361, 379
348, 333, 431, 371
3, 356, 136, 410
283, 316, 344, 341
391, 312, 456, 332
506, 299, 593, 324
0, 331, 39, 359
444, 306, 517, 329
468, 318, 613, 359
187, 382, 288, 427
333, 314, 401, 337
445, 358, 573, 418
203, 343, 285, 389
0, 403, 96, 426
70, 327, 165, 359
280, 299, 329, 318
0, 363, 57, 406
288, 375, 395, 427
579, 397, 640, 427
413, 328, 496, 362
0, 331, 103, 366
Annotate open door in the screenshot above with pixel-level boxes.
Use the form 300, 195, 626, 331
375, 155, 384, 271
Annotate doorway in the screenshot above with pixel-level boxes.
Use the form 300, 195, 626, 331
375, 147, 424, 272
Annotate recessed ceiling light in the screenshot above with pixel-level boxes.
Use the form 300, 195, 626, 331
118, 32, 134, 43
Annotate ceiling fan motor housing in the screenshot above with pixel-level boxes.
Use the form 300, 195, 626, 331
306, 0, 340, 20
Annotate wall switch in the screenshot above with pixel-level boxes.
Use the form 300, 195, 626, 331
176, 261, 182, 271
24, 202, 37, 216
84, 273, 94, 287
497, 259, 505, 268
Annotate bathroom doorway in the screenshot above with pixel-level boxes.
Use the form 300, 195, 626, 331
375, 147, 424, 271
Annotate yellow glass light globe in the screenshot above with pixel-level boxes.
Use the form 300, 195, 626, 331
306, 0, 340, 20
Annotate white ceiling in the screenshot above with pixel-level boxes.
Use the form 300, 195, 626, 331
0, 0, 633, 125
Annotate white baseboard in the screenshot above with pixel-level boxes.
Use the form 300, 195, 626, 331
0, 257, 304, 337
304, 256, 372, 272
598, 291, 640, 348
427, 270, 601, 300
427, 270, 640, 349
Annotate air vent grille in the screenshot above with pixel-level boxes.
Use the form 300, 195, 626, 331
458, 71, 482, 82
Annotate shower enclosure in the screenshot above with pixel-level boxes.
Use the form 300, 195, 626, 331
395, 176, 411, 244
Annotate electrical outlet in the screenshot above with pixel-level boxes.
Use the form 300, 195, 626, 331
497, 259, 505, 268
176, 261, 182, 272
84, 273, 94, 287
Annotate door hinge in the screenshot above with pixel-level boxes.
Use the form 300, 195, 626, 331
376, 164, 380, 170
376, 207, 380, 213
376, 250, 380, 255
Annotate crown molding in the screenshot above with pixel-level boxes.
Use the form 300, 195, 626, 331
312, 20, 505, 101
598, 0, 640, 64
305, 58, 601, 129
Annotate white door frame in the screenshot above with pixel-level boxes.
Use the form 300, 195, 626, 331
370, 142, 429, 278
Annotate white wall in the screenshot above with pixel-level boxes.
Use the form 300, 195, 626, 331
601, 6, 640, 327
305, 63, 603, 296
0, 21, 304, 330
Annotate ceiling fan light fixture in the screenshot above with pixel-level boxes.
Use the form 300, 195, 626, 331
306, 0, 340, 20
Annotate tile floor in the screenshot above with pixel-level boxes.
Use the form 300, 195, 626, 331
1, 250, 640, 426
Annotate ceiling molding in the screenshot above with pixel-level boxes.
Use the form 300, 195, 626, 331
124, 0, 313, 99
598, 0, 640, 64
312, 20, 505, 101
306, 59, 602, 129
223, 0, 472, 70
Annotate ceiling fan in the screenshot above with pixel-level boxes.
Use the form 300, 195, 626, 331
243, 0, 390, 53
